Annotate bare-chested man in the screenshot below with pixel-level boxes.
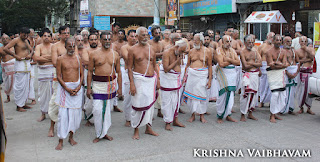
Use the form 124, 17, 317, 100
113, 29, 127, 54
28, 28, 37, 105
295, 36, 315, 115
0, 34, 15, 103
87, 30, 122, 143
280, 36, 300, 115
47, 25, 70, 137
239, 35, 262, 122
183, 33, 212, 123
52, 33, 59, 44
55, 38, 84, 150
112, 23, 121, 43
148, 25, 165, 117
215, 35, 240, 123
233, 29, 244, 49
258, 32, 275, 107
4, 27, 33, 112
160, 29, 171, 48
266, 34, 288, 123
128, 27, 159, 140
160, 39, 187, 131
120, 29, 137, 127
81, 29, 90, 48
204, 33, 218, 50
33, 28, 54, 122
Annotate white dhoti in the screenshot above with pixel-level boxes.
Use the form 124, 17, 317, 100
1, 59, 15, 96
48, 70, 59, 122
154, 62, 161, 110
83, 68, 94, 122
216, 65, 237, 119
28, 64, 36, 100
92, 75, 117, 139
295, 67, 313, 109
38, 65, 54, 114
14, 60, 31, 107
267, 68, 287, 114
281, 65, 298, 114
123, 69, 132, 122
240, 69, 260, 115
55, 80, 83, 139
208, 65, 219, 101
131, 72, 157, 128
236, 56, 243, 91
259, 61, 272, 103
160, 66, 182, 123
183, 68, 208, 114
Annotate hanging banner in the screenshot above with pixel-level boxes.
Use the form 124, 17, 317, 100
313, 22, 320, 50
80, 0, 89, 14
94, 16, 111, 30
167, 0, 178, 25
180, 0, 236, 17
80, 12, 92, 28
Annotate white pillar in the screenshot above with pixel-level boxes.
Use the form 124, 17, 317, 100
248, 23, 250, 34
260, 23, 262, 40
154, 0, 160, 25
280, 23, 283, 35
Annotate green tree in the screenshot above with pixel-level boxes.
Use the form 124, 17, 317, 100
0, 0, 68, 33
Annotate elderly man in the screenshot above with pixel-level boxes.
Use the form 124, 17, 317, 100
295, 36, 315, 115
120, 30, 137, 127
215, 35, 240, 123
183, 33, 212, 123
81, 29, 90, 48
280, 36, 300, 115
160, 29, 171, 48
258, 32, 275, 107
33, 28, 54, 122
239, 35, 262, 121
87, 31, 122, 143
0, 34, 15, 103
4, 27, 33, 112
27, 28, 37, 105
128, 27, 159, 140
266, 34, 288, 123
48, 25, 70, 137
55, 38, 84, 150
160, 39, 187, 131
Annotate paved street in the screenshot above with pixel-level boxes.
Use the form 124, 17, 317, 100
2, 82, 320, 161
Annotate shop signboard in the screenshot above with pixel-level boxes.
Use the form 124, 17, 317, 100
313, 22, 320, 51
94, 16, 110, 30
263, 0, 285, 3
180, 0, 236, 17
80, 12, 92, 28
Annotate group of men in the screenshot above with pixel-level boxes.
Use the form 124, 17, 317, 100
0, 24, 316, 150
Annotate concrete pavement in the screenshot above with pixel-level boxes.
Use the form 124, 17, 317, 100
2, 86, 320, 161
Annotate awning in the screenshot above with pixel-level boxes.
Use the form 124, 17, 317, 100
236, 0, 262, 3
244, 10, 287, 23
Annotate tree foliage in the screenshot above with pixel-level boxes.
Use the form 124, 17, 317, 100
0, 0, 69, 33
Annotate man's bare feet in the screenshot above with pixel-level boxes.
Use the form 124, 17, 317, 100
275, 114, 282, 120
103, 134, 113, 141
297, 108, 304, 114
270, 114, 276, 123
179, 109, 186, 114
187, 113, 195, 123
240, 114, 246, 122
145, 125, 159, 136
113, 106, 123, 112
85, 121, 94, 127
288, 111, 297, 115
48, 121, 55, 137
231, 110, 235, 113
4, 96, 10, 103
68, 138, 78, 146
157, 109, 163, 118
307, 108, 315, 115
132, 128, 140, 140
37, 114, 46, 122
200, 114, 207, 123
93, 138, 100, 143
226, 116, 238, 122
55, 139, 63, 150
165, 123, 172, 131
125, 121, 131, 127
30, 100, 36, 105
259, 103, 264, 108
173, 118, 185, 128
16, 107, 26, 112
204, 112, 211, 115
217, 118, 223, 124
248, 112, 258, 120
